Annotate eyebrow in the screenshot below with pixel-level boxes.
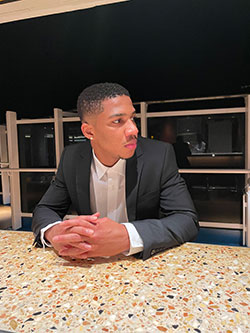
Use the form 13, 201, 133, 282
108, 111, 136, 119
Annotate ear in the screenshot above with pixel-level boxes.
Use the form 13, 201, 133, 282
81, 122, 94, 140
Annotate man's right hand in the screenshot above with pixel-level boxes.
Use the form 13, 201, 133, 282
44, 213, 99, 258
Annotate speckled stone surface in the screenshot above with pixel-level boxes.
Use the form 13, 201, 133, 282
0, 230, 249, 332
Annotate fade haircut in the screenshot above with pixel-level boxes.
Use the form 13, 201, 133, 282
77, 82, 130, 122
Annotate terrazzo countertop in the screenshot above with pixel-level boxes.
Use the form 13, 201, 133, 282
0, 230, 249, 332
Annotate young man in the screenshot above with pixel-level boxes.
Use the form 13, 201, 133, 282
32, 83, 198, 260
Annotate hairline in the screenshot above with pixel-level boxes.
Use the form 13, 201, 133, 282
82, 94, 131, 122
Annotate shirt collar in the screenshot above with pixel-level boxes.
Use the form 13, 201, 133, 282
92, 150, 126, 180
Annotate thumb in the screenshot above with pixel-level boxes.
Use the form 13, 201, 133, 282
92, 212, 100, 218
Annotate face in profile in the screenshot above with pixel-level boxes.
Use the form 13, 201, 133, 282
81, 95, 138, 166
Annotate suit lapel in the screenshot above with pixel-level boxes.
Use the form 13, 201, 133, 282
76, 141, 92, 214
126, 141, 143, 221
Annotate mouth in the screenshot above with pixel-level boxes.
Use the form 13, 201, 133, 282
124, 139, 137, 150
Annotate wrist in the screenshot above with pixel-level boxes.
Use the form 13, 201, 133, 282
44, 226, 55, 244
120, 224, 130, 253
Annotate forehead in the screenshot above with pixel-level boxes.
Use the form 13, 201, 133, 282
101, 95, 135, 116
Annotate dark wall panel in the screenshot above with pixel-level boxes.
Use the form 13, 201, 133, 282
0, 0, 250, 124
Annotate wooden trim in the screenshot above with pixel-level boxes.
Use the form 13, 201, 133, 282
140, 102, 147, 137
1, 168, 56, 172
16, 119, 54, 124
146, 107, 245, 118
179, 169, 250, 174
54, 108, 64, 168
199, 222, 243, 229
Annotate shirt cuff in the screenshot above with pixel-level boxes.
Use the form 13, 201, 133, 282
122, 223, 144, 256
40, 221, 62, 249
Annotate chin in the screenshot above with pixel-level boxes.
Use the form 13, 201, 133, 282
121, 150, 136, 160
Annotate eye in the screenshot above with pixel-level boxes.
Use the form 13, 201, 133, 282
113, 119, 121, 124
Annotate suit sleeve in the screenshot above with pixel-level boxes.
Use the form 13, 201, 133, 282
32, 148, 72, 246
131, 144, 199, 260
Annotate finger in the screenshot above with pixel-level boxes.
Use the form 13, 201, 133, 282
59, 243, 91, 256
70, 241, 92, 250
68, 226, 95, 237
79, 214, 99, 221
54, 244, 73, 253
60, 242, 88, 250
62, 217, 99, 228
58, 242, 90, 252
52, 233, 84, 244
96, 217, 109, 223
61, 222, 97, 234
61, 244, 74, 250
68, 213, 99, 220
65, 214, 98, 222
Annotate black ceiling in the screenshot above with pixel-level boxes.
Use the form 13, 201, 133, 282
0, 0, 250, 124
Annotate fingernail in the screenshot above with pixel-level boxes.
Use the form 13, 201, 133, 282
86, 229, 94, 235
91, 215, 97, 220
85, 243, 91, 249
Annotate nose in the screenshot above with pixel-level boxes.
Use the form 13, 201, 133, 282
125, 119, 138, 137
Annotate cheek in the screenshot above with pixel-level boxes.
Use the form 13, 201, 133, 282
98, 134, 117, 149
107, 130, 124, 142
96, 127, 125, 147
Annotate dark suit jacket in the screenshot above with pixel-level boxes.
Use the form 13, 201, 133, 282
32, 137, 199, 260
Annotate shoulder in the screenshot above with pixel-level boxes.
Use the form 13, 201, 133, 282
137, 136, 173, 156
136, 137, 178, 176
59, 141, 92, 168
62, 140, 91, 157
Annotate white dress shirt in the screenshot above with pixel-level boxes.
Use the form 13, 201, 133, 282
40, 150, 144, 256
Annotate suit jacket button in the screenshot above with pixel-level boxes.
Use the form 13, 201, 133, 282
151, 249, 156, 255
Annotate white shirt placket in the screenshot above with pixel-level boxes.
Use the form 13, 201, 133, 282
107, 169, 117, 221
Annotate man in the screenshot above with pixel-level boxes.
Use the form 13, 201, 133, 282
32, 83, 198, 260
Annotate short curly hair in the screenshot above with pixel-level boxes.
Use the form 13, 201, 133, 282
77, 82, 130, 122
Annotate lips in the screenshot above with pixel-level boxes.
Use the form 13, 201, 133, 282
125, 139, 137, 150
